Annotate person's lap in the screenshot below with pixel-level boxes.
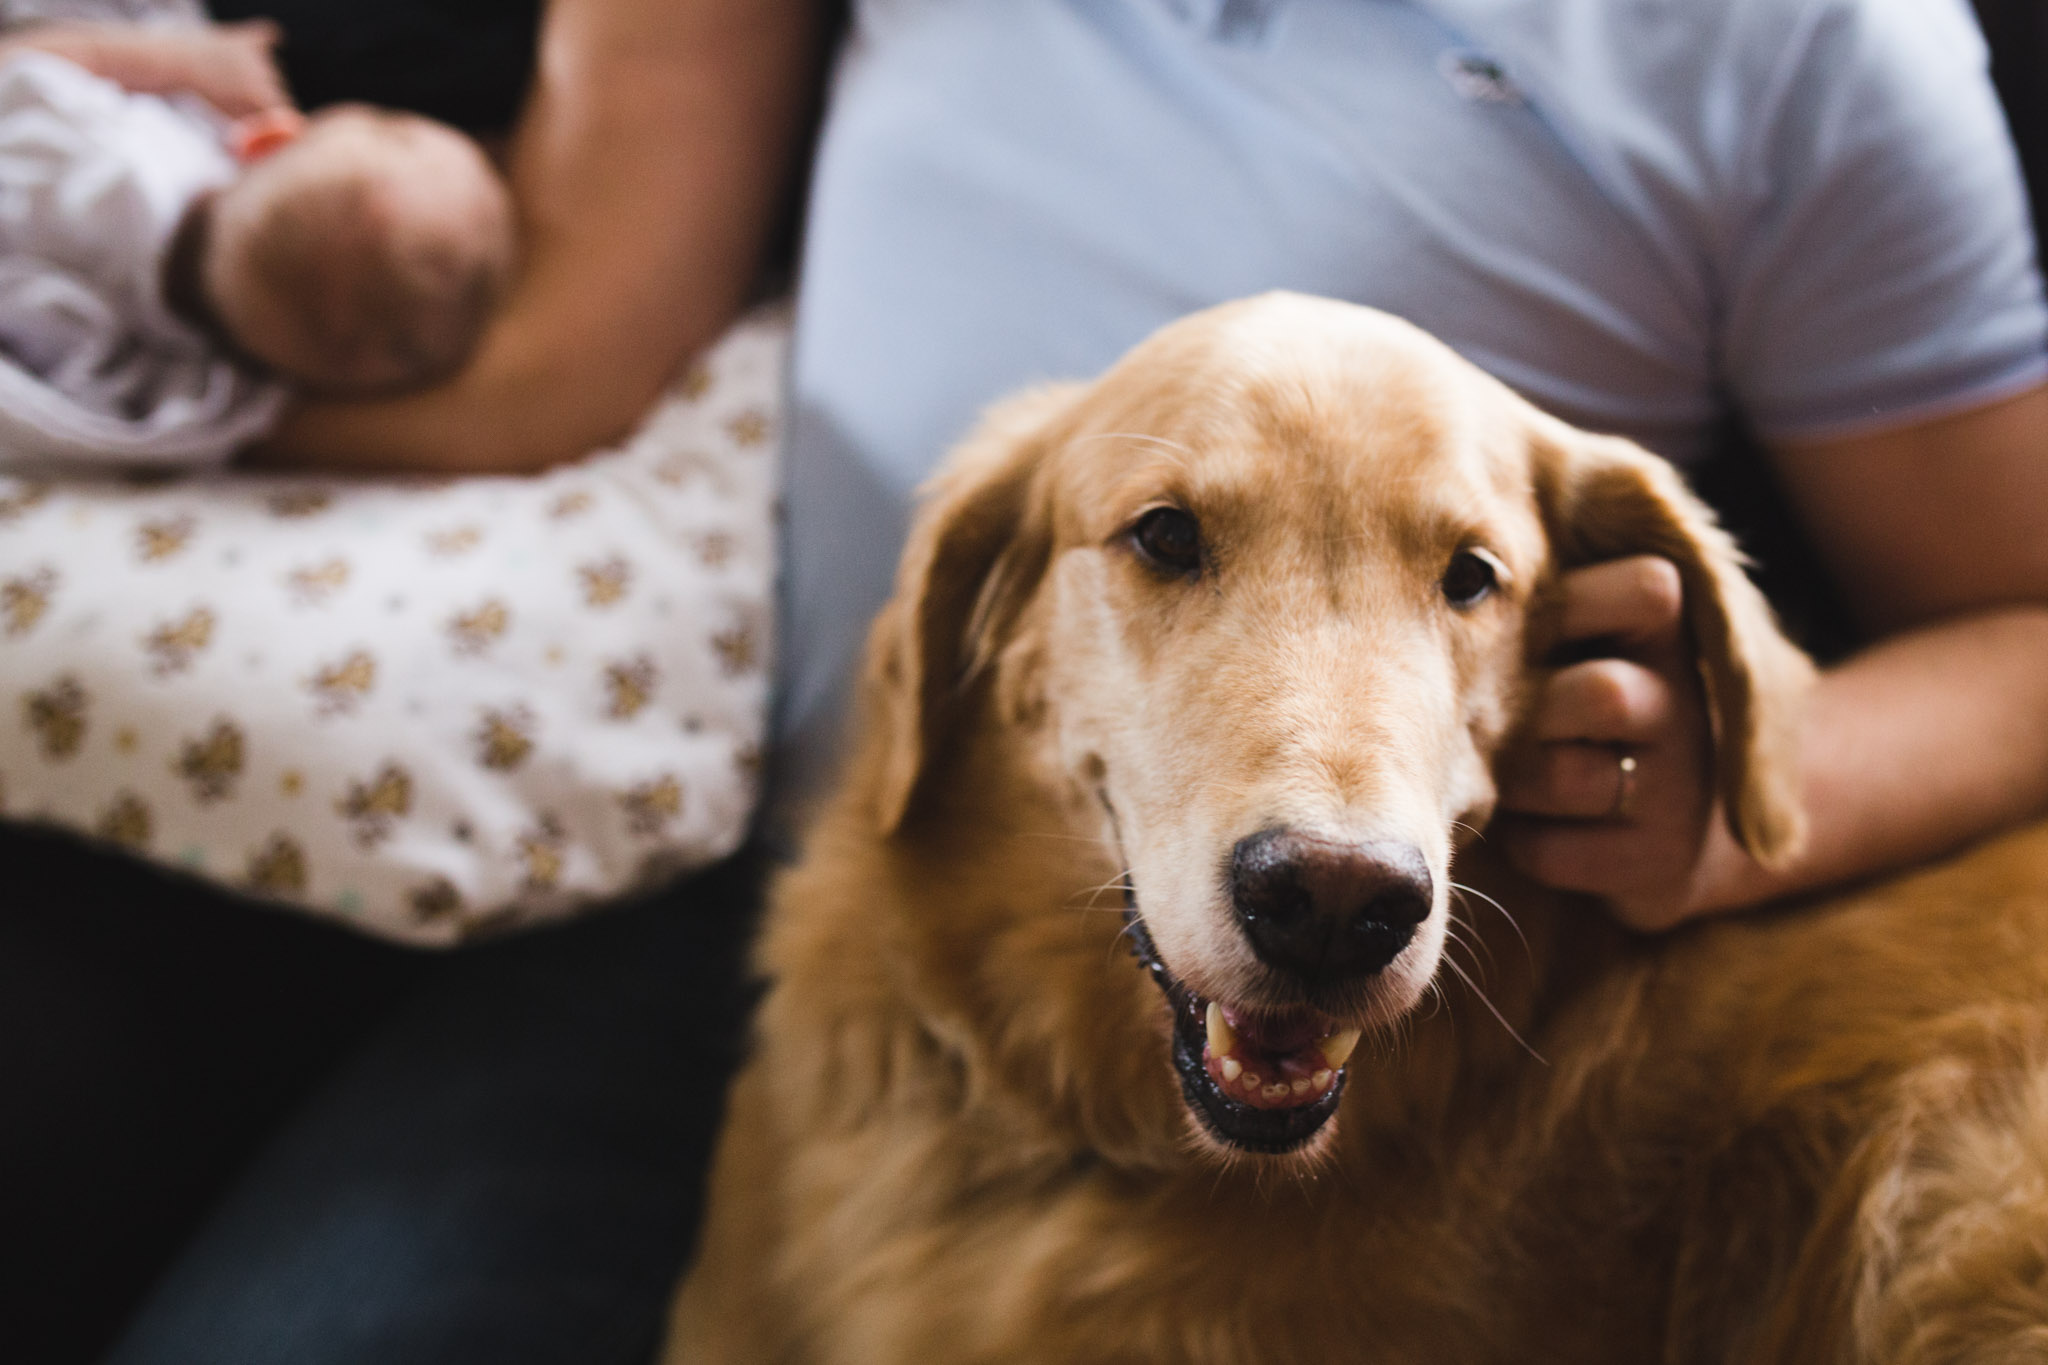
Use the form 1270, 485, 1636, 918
100, 852, 761, 1365
0, 823, 427, 1364
1, 821, 758, 1365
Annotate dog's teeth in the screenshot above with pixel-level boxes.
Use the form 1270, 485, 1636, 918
1291, 1078, 1311, 1096
1318, 1028, 1362, 1069
1263, 1084, 1288, 1102
1205, 1001, 1237, 1059
1220, 1057, 1242, 1083
1241, 1072, 1262, 1092
1312, 1068, 1333, 1090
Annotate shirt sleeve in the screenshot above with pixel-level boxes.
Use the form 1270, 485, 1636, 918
1719, 0, 2048, 442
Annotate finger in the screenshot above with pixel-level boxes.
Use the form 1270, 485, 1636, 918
1527, 658, 1675, 743
245, 68, 294, 112
1496, 742, 1635, 819
1556, 556, 1683, 649
203, 81, 280, 121
223, 19, 284, 49
217, 53, 294, 117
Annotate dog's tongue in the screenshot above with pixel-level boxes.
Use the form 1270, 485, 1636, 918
1203, 1003, 1361, 1111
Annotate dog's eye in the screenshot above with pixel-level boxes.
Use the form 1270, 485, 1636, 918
1131, 507, 1203, 576
1441, 548, 1502, 608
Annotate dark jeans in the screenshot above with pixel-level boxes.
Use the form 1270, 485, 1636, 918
1, 823, 759, 1365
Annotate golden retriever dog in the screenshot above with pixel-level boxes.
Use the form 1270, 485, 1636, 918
665, 294, 2048, 1364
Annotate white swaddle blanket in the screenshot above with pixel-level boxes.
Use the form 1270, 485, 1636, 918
0, 50, 284, 469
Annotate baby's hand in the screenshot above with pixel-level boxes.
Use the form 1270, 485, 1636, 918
15, 19, 292, 119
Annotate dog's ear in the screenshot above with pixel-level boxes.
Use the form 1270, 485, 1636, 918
1533, 422, 1815, 869
866, 384, 1083, 836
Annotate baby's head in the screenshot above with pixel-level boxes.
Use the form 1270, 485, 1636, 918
201, 106, 514, 395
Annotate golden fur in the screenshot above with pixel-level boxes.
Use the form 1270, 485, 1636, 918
666, 295, 2048, 1364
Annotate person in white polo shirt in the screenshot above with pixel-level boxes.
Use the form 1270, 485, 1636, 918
63, 2, 2048, 1361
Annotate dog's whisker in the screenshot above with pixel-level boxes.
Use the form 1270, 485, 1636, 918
1072, 431, 1198, 471
1441, 918, 1476, 966
1450, 880, 1532, 965
1103, 905, 1149, 966
1073, 866, 1135, 897
1444, 929, 1494, 985
1070, 868, 1137, 913
1439, 931, 1485, 981
1393, 1006, 1421, 1056
1439, 955, 1547, 1066
1445, 904, 1500, 973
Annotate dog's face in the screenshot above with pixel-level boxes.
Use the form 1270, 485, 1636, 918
864, 294, 1808, 1160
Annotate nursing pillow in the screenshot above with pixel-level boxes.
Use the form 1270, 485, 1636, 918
0, 311, 782, 945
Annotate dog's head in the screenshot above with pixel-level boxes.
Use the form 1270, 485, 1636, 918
859, 294, 1810, 1159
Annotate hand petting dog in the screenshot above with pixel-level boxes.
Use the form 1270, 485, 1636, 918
1495, 553, 1730, 932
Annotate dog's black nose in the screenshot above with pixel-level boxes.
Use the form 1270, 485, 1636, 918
1229, 829, 1433, 983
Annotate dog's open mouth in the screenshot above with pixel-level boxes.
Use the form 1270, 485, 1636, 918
1124, 906, 1357, 1155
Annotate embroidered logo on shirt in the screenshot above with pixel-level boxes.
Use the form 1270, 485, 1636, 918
1164, 0, 1281, 46
1440, 51, 1523, 105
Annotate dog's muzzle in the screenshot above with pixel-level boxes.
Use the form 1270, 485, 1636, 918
1125, 890, 1358, 1155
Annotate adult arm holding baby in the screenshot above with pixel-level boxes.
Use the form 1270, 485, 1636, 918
242, 0, 826, 475
0, 17, 521, 472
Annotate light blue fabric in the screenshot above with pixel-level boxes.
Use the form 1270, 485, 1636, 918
776, 0, 2048, 794
1417, 0, 2048, 437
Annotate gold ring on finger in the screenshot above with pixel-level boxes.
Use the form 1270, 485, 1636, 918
1607, 751, 1639, 821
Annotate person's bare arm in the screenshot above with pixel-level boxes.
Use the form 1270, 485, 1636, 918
1497, 383, 2048, 927
246, 0, 825, 474
1701, 384, 2048, 908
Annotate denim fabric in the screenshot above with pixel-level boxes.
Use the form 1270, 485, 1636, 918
0, 823, 424, 1365
100, 855, 762, 1365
